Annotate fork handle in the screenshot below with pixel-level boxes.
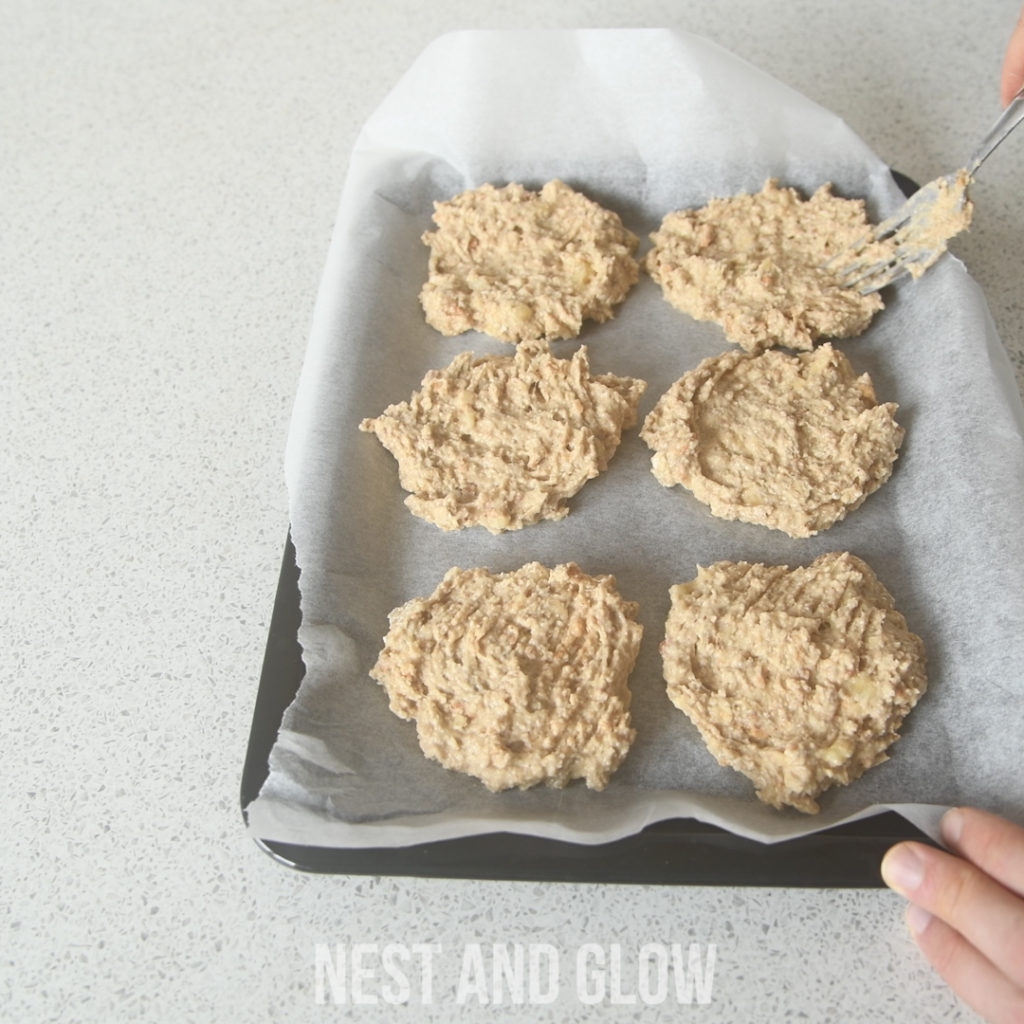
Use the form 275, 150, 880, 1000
968, 83, 1024, 172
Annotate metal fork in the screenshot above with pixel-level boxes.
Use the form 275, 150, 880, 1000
834, 85, 1024, 294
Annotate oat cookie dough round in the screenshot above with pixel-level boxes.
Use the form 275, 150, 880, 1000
661, 552, 927, 814
420, 179, 640, 343
360, 341, 646, 533
639, 343, 903, 538
370, 562, 643, 792
645, 179, 887, 352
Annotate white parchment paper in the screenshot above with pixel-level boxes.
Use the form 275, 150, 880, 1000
246, 28, 1024, 848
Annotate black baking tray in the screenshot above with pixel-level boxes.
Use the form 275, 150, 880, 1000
240, 169, 933, 885
240, 530, 932, 886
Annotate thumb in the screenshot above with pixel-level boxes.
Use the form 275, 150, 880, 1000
1001, 10, 1024, 106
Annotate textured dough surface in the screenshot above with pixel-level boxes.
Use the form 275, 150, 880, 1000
639, 343, 903, 537
661, 552, 927, 813
645, 179, 887, 352
420, 179, 640, 342
360, 341, 645, 533
370, 562, 643, 792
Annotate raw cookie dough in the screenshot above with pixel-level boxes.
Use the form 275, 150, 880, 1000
370, 562, 643, 792
661, 552, 928, 813
360, 341, 646, 533
420, 179, 640, 343
645, 179, 887, 352
639, 343, 903, 537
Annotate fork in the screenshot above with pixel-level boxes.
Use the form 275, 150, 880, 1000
834, 84, 1024, 294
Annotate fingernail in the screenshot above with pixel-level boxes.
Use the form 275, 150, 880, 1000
941, 807, 965, 847
882, 844, 926, 894
906, 903, 933, 938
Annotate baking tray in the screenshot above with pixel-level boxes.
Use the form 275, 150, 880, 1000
241, 169, 937, 884
240, 529, 932, 886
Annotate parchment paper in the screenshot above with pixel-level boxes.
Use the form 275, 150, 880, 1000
246, 28, 1024, 848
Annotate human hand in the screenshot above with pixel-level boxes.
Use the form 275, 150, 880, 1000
1002, 4, 1024, 106
881, 807, 1024, 1024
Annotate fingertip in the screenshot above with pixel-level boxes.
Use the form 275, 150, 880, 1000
881, 841, 926, 894
1002, 78, 1024, 108
1000, 17, 1024, 106
940, 806, 965, 848
905, 902, 933, 938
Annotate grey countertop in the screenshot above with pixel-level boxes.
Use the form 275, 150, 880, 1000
5, 1, 1022, 1021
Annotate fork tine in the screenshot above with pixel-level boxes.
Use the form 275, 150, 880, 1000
823, 197, 919, 279
844, 262, 901, 294
861, 181, 945, 245
837, 259, 892, 292
830, 173, 969, 293
838, 258, 902, 293
839, 244, 945, 294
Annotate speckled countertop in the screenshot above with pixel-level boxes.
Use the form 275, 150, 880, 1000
4, 2, 1022, 1021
